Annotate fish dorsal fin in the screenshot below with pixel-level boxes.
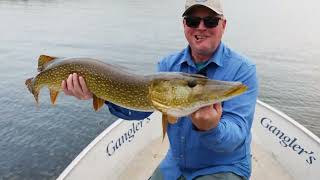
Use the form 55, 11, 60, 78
49, 89, 59, 105
38, 55, 57, 72
93, 94, 105, 111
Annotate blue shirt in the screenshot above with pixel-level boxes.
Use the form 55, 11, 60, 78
106, 42, 258, 180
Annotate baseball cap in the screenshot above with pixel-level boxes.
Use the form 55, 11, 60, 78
182, 0, 223, 16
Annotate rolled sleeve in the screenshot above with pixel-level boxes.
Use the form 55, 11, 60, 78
105, 101, 152, 120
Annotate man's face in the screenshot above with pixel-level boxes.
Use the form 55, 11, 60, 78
183, 6, 226, 60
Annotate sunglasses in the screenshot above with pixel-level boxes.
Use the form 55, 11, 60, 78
184, 16, 221, 28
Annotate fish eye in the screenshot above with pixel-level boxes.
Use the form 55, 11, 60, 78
187, 80, 197, 88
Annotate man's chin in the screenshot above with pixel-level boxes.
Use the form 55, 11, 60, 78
194, 48, 213, 56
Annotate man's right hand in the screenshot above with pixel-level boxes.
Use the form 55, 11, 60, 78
61, 73, 93, 100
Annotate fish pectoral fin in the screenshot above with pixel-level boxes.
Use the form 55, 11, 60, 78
49, 89, 59, 105
93, 94, 105, 111
151, 99, 169, 113
167, 115, 178, 124
38, 55, 57, 72
162, 113, 169, 142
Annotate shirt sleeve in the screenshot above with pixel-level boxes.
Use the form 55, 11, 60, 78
157, 57, 168, 72
195, 64, 258, 152
105, 101, 152, 120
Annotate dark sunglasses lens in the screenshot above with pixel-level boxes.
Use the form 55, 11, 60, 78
203, 17, 220, 28
185, 16, 201, 28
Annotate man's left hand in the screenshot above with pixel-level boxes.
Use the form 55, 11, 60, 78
190, 103, 222, 131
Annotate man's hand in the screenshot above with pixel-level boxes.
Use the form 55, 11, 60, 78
190, 103, 222, 131
61, 73, 93, 100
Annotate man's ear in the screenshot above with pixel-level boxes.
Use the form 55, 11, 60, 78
222, 19, 227, 30
183, 19, 186, 28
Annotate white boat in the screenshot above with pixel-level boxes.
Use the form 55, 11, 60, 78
57, 100, 320, 180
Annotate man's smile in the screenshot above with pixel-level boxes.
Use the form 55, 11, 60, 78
195, 35, 208, 41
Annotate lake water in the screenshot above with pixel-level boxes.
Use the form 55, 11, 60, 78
0, 0, 319, 179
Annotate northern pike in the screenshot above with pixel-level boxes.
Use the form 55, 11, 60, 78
26, 55, 248, 139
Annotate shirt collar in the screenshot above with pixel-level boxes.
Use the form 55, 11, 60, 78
179, 42, 225, 68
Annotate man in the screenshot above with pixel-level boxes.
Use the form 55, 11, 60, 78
61, 0, 258, 179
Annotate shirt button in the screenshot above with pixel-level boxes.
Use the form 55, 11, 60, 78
180, 155, 184, 158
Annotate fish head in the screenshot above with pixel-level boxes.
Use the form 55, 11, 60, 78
149, 72, 247, 117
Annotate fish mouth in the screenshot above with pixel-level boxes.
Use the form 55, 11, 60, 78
223, 83, 248, 98
203, 81, 248, 102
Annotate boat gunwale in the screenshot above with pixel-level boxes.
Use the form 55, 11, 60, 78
257, 100, 320, 143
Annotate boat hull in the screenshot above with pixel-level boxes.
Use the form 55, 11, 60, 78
57, 101, 320, 180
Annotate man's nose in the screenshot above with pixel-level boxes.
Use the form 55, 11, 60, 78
198, 20, 206, 30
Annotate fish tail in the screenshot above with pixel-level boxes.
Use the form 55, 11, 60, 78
25, 77, 39, 105
25, 77, 34, 93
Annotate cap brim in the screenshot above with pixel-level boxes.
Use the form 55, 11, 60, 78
182, 6, 194, 16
